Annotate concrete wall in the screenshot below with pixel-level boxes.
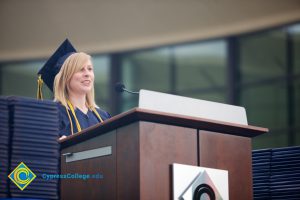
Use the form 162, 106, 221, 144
1, 0, 300, 61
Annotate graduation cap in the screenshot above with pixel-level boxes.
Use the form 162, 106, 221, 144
37, 39, 76, 99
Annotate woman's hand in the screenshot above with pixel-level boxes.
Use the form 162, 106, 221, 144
59, 135, 67, 140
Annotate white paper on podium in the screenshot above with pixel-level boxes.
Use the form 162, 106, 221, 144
138, 90, 248, 125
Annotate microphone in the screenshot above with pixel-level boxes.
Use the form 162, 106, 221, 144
115, 82, 139, 94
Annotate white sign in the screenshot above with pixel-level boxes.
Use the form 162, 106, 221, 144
172, 163, 228, 200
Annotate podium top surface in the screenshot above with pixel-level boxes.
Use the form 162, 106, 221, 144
139, 90, 248, 125
59, 108, 268, 149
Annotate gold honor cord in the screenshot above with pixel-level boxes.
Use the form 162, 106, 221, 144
90, 107, 104, 123
37, 75, 44, 100
66, 100, 104, 134
67, 100, 82, 133
65, 106, 75, 135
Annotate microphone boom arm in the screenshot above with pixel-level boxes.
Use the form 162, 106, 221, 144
123, 88, 139, 94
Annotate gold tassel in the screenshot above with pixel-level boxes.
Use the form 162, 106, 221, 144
37, 74, 43, 100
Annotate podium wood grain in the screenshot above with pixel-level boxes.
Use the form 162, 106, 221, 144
60, 108, 267, 200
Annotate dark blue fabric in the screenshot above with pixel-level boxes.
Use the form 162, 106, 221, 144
38, 39, 76, 91
58, 103, 111, 137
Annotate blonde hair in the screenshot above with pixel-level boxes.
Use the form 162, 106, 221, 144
53, 52, 98, 109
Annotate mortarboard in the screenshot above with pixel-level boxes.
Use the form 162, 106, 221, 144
37, 39, 76, 99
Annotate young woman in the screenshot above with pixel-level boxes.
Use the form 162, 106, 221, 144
38, 39, 110, 139
54, 52, 110, 139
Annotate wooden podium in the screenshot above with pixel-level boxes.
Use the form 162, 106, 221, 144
59, 108, 267, 200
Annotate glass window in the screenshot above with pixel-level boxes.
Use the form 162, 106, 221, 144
242, 81, 289, 149
0, 61, 52, 99
122, 48, 171, 92
241, 82, 287, 131
121, 48, 172, 112
290, 24, 300, 145
295, 79, 300, 144
239, 30, 286, 84
119, 40, 228, 112
245, 82, 288, 149
289, 24, 300, 74
253, 131, 288, 149
93, 55, 110, 111
238, 27, 296, 149
174, 40, 227, 103
175, 40, 227, 93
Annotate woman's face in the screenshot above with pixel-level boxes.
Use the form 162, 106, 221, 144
68, 59, 94, 95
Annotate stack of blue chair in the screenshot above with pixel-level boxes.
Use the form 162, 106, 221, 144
270, 146, 300, 199
6, 96, 60, 200
252, 148, 272, 199
0, 97, 9, 198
